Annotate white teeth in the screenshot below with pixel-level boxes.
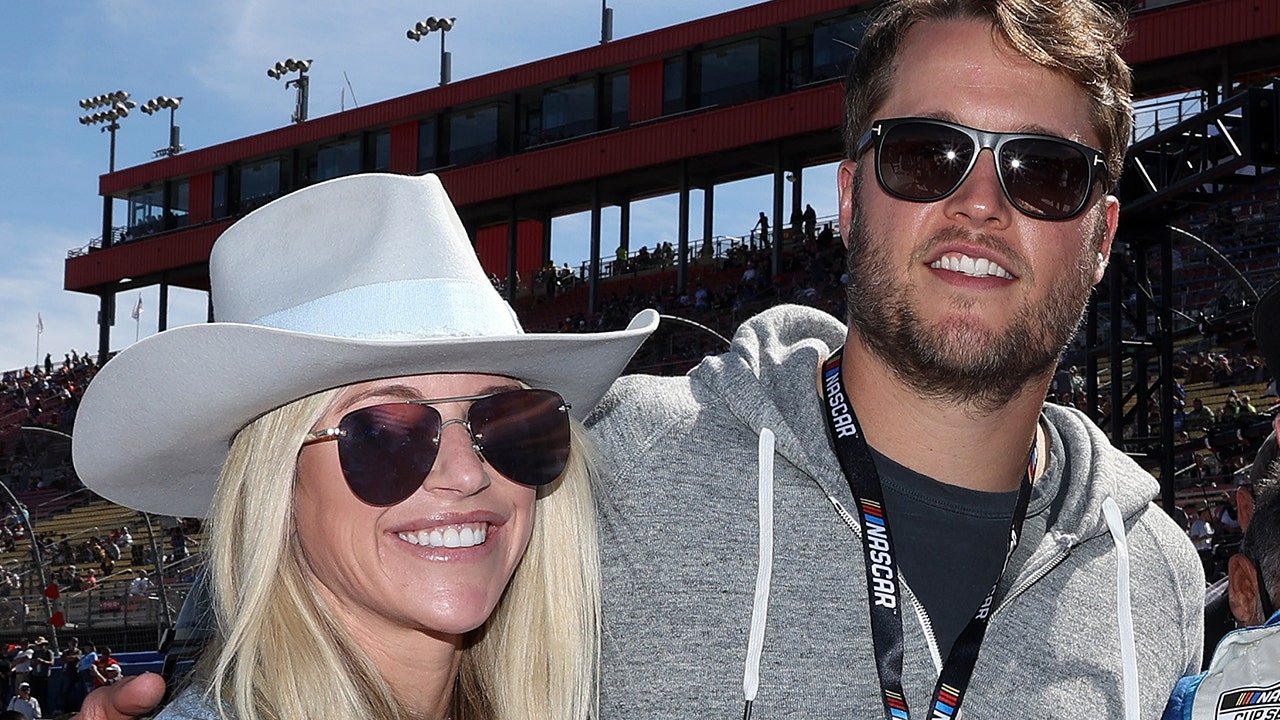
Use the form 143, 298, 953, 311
929, 253, 1013, 279
397, 523, 489, 549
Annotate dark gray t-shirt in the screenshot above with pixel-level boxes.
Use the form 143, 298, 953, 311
868, 421, 1063, 659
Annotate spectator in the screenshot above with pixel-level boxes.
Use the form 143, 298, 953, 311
1186, 397, 1216, 431
26, 639, 50, 714
76, 643, 97, 698
127, 571, 152, 597
92, 648, 119, 689
8, 645, 31, 697
1164, 479, 1280, 719
4, 684, 38, 720
753, 211, 769, 248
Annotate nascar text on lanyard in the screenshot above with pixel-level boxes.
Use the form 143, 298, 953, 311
820, 349, 1034, 720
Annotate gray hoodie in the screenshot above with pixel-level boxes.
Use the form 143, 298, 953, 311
590, 304, 1202, 719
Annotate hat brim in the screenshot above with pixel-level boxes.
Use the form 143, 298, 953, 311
73, 309, 658, 518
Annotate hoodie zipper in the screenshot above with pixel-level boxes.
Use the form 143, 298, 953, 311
827, 496, 944, 672
991, 542, 1070, 618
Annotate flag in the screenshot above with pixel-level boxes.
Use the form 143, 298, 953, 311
36, 313, 43, 335
131, 294, 143, 320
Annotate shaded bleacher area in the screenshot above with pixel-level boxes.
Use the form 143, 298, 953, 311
1, 194, 1276, 647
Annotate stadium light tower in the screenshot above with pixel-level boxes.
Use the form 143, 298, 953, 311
79, 89, 136, 365
78, 90, 136, 176
267, 58, 313, 124
141, 95, 184, 157
406, 16, 456, 86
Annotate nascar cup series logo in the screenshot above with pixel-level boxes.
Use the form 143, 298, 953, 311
1218, 681, 1280, 719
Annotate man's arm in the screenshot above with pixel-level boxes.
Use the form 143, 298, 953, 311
77, 673, 164, 720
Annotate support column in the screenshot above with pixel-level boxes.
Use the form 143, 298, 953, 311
677, 163, 691, 294
589, 182, 603, 314
96, 193, 114, 365
702, 183, 715, 265
507, 198, 520, 302
772, 144, 785, 276
790, 167, 804, 235
158, 279, 170, 332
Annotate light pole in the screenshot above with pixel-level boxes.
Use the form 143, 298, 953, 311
601, 0, 613, 44
407, 16, 456, 86
79, 90, 136, 365
141, 95, 184, 157
267, 58, 312, 124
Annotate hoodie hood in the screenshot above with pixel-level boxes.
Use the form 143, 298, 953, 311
688, 304, 1162, 541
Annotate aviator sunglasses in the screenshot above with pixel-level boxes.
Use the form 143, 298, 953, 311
302, 389, 571, 506
855, 117, 1111, 220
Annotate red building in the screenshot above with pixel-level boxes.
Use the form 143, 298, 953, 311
65, 0, 1280, 360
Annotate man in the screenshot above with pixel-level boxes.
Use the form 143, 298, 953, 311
7, 644, 30, 699
1165, 482, 1280, 719
26, 638, 51, 715
77, 2, 1204, 718
592, 2, 1199, 718
77, 642, 99, 699
1203, 280, 1280, 661
4, 683, 38, 720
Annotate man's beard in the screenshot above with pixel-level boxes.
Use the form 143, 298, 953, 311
843, 176, 1104, 414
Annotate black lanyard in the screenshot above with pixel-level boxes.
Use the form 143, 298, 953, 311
820, 349, 1033, 720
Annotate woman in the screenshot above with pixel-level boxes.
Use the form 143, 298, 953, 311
72, 173, 657, 720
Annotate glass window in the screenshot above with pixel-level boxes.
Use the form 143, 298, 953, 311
696, 39, 769, 108
126, 187, 164, 241
606, 71, 629, 129
212, 170, 229, 219
418, 117, 438, 172
238, 159, 283, 212
171, 179, 190, 229
449, 105, 500, 166
813, 13, 871, 82
521, 100, 543, 148
542, 80, 596, 141
663, 56, 685, 116
315, 138, 362, 182
372, 130, 391, 172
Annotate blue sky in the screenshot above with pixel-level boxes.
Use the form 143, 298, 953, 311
0, 1, 841, 374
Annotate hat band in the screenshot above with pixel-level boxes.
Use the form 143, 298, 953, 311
251, 278, 525, 340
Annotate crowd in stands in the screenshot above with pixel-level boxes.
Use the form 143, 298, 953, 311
0, 351, 98, 495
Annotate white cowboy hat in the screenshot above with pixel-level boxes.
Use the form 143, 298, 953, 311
72, 173, 658, 518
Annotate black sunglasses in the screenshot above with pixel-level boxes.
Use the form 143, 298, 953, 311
302, 389, 571, 506
855, 117, 1110, 220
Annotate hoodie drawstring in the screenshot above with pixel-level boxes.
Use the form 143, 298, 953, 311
1102, 496, 1140, 720
743, 428, 776, 720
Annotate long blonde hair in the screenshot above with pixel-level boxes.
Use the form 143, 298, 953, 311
198, 386, 601, 720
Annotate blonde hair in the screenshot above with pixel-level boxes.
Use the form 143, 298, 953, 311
198, 387, 601, 720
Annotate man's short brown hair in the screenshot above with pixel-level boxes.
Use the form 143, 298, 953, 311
843, 0, 1133, 187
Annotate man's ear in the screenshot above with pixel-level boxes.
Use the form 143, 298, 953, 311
838, 160, 858, 249
1238, 486, 1256, 532
1229, 552, 1262, 626
1093, 195, 1119, 285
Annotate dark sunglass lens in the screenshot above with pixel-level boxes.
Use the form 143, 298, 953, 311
1000, 138, 1091, 218
469, 390, 570, 487
337, 404, 441, 505
879, 122, 974, 201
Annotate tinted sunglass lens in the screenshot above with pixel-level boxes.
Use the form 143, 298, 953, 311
470, 390, 570, 487
337, 404, 441, 506
999, 138, 1091, 218
879, 122, 974, 201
